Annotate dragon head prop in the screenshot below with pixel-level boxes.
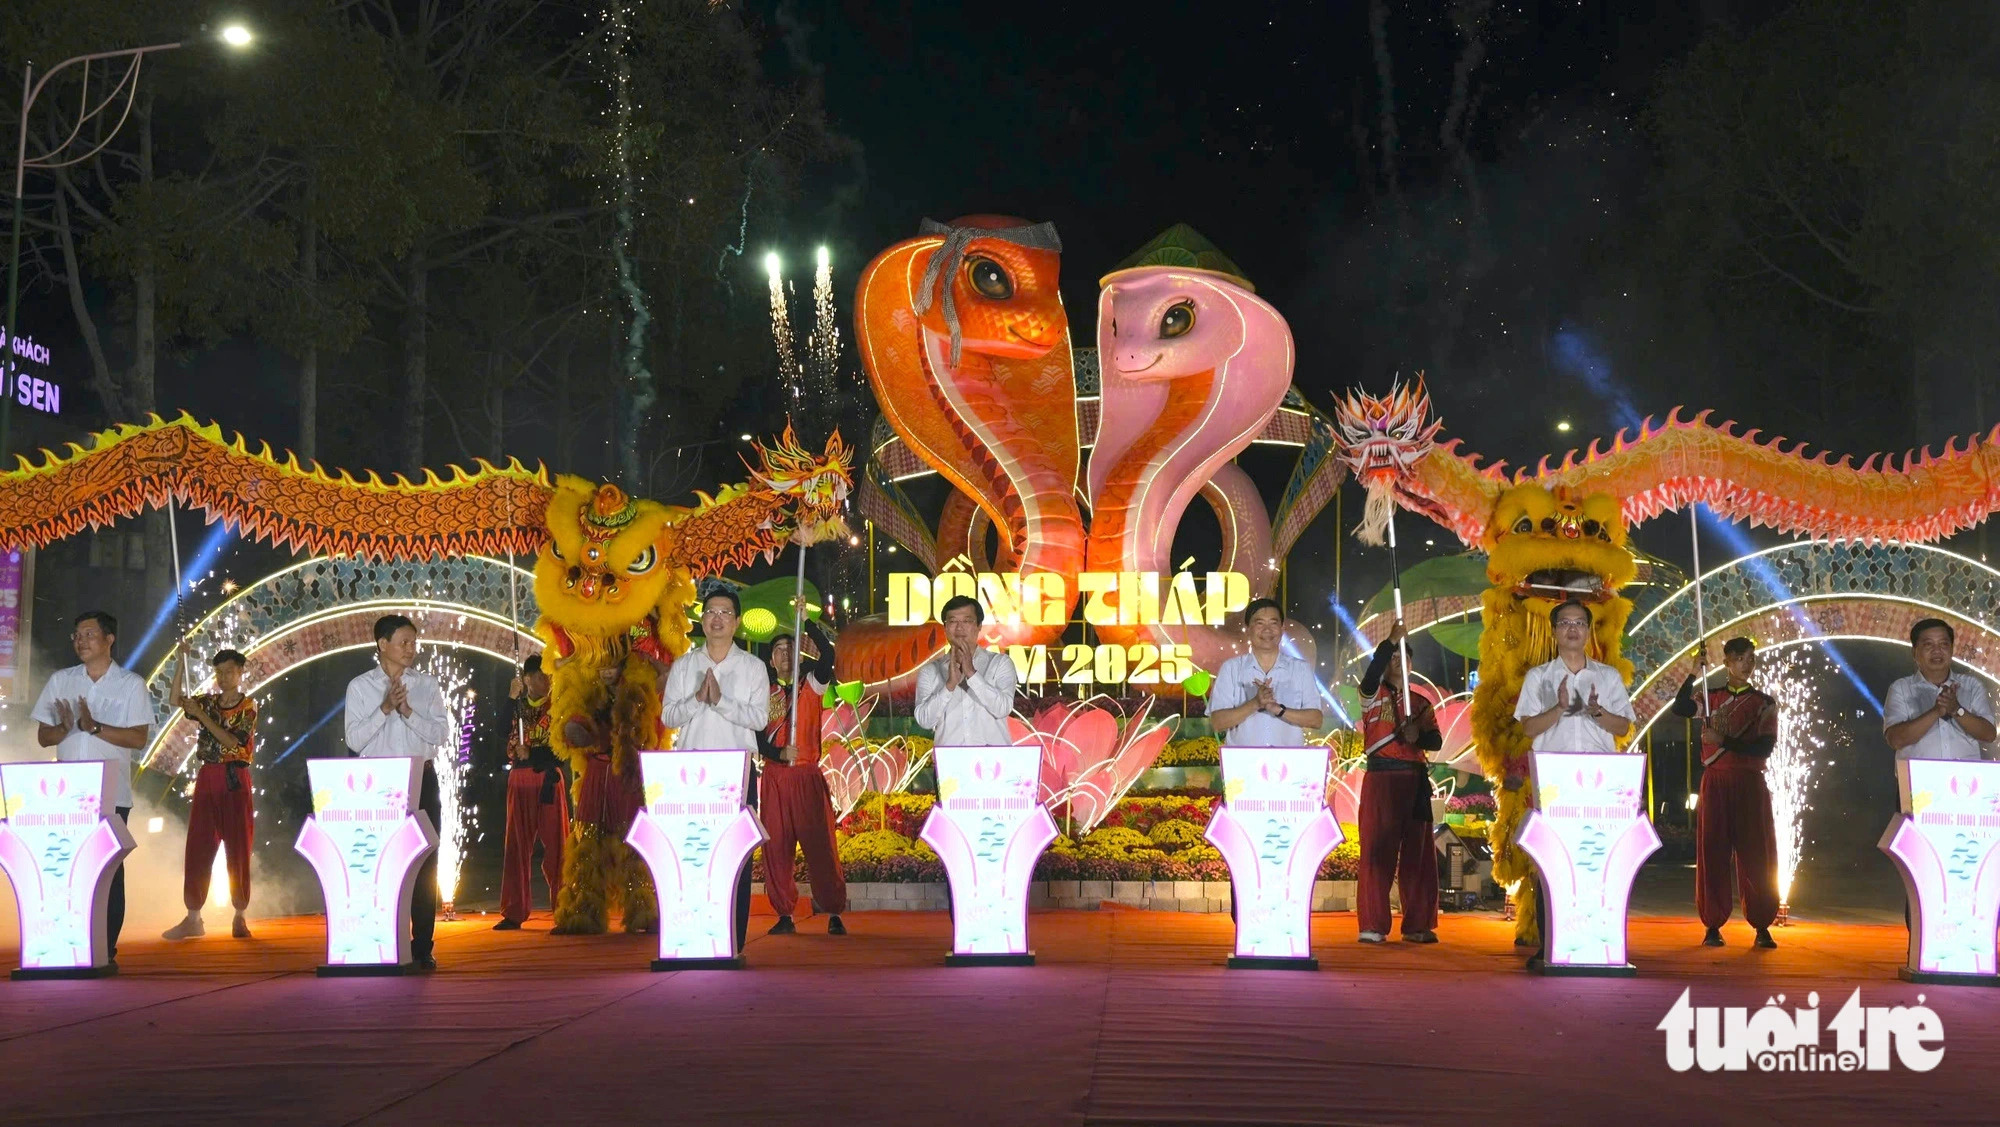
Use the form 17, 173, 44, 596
749, 423, 853, 547
1333, 374, 1445, 546
534, 478, 697, 661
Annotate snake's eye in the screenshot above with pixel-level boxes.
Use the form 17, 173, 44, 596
1159, 300, 1195, 339
966, 256, 1012, 299
1513, 517, 1533, 534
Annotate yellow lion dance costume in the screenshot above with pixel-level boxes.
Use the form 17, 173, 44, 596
1471, 485, 1636, 947
536, 478, 697, 934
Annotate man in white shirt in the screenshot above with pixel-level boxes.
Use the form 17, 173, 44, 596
1883, 618, 1996, 761
912, 595, 1019, 746
1208, 599, 1323, 746
660, 583, 772, 952
343, 614, 450, 970
1515, 601, 1634, 753
31, 610, 155, 960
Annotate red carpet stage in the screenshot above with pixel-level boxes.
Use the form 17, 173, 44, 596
0, 909, 1988, 1126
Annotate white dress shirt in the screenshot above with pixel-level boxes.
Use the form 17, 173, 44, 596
913, 647, 1018, 746
1883, 672, 1994, 761
344, 665, 449, 759
1210, 651, 1322, 746
661, 644, 770, 751
1515, 655, 1635, 753
29, 661, 155, 808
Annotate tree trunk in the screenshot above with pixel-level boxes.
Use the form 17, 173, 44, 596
130, 90, 157, 419
298, 205, 319, 464
401, 255, 428, 475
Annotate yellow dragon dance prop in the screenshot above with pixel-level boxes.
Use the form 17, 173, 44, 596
0, 413, 853, 934
1334, 376, 2000, 945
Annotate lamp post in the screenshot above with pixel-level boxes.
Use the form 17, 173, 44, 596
3, 24, 253, 463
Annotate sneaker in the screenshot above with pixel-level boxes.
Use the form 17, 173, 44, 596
1703, 927, 1724, 947
492, 919, 522, 931
1357, 931, 1386, 944
162, 916, 204, 940
767, 916, 796, 936
1754, 928, 1777, 949
1402, 930, 1438, 944
826, 914, 846, 936
231, 915, 252, 939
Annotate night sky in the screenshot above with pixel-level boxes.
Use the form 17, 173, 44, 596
2, 1, 1933, 911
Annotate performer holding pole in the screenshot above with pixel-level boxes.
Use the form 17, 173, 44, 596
759, 615, 848, 936
494, 655, 568, 931
1355, 622, 1441, 944
163, 646, 258, 941
1671, 637, 1780, 948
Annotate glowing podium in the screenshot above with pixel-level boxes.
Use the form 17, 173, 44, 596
0, 761, 137, 979
1880, 757, 2000, 986
1206, 746, 1343, 969
627, 750, 766, 970
1514, 751, 1659, 976
921, 746, 1058, 966
295, 757, 438, 976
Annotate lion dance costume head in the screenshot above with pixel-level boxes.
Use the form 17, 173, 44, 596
534, 477, 696, 934
1472, 484, 1636, 945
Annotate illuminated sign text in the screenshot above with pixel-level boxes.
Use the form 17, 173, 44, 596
627, 750, 765, 967
0, 761, 135, 976
1206, 746, 1342, 967
921, 745, 1058, 965
1880, 758, 2000, 982
888, 570, 1249, 628
1514, 751, 1659, 974
295, 757, 438, 973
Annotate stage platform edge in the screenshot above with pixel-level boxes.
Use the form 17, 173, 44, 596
1899, 966, 2000, 988
317, 963, 412, 978
653, 956, 746, 971
1227, 955, 1320, 971
12, 964, 117, 980
945, 952, 1035, 967
1528, 956, 1638, 978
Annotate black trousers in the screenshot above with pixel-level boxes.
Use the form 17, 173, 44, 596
412, 763, 440, 959
108, 807, 130, 956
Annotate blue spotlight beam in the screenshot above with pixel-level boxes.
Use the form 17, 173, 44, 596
271, 700, 348, 765
1693, 504, 1883, 714
128, 519, 236, 668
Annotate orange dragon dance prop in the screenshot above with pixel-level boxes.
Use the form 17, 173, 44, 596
1334, 376, 2000, 548
836, 215, 1087, 693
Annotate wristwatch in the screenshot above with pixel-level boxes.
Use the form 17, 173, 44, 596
88, 721, 103, 736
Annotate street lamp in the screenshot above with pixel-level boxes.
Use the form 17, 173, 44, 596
3, 24, 254, 461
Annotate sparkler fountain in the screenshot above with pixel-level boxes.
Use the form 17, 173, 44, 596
1762, 646, 1829, 925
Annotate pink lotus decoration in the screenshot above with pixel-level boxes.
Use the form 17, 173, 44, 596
817, 693, 928, 819
1008, 694, 1178, 833
1325, 752, 1367, 827
1431, 691, 1476, 773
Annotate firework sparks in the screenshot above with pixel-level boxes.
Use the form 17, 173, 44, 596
808, 245, 840, 400
416, 649, 477, 909
767, 252, 803, 404
1762, 646, 1832, 909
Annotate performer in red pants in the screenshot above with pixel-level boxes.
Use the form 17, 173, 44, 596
497, 656, 569, 930
1355, 624, 1442, 944
164, 647, 258, 941
1672, 636, 1780, 949
759, 619, 848, 936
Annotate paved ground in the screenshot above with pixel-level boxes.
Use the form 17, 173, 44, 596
0, 906, 1985, 1127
